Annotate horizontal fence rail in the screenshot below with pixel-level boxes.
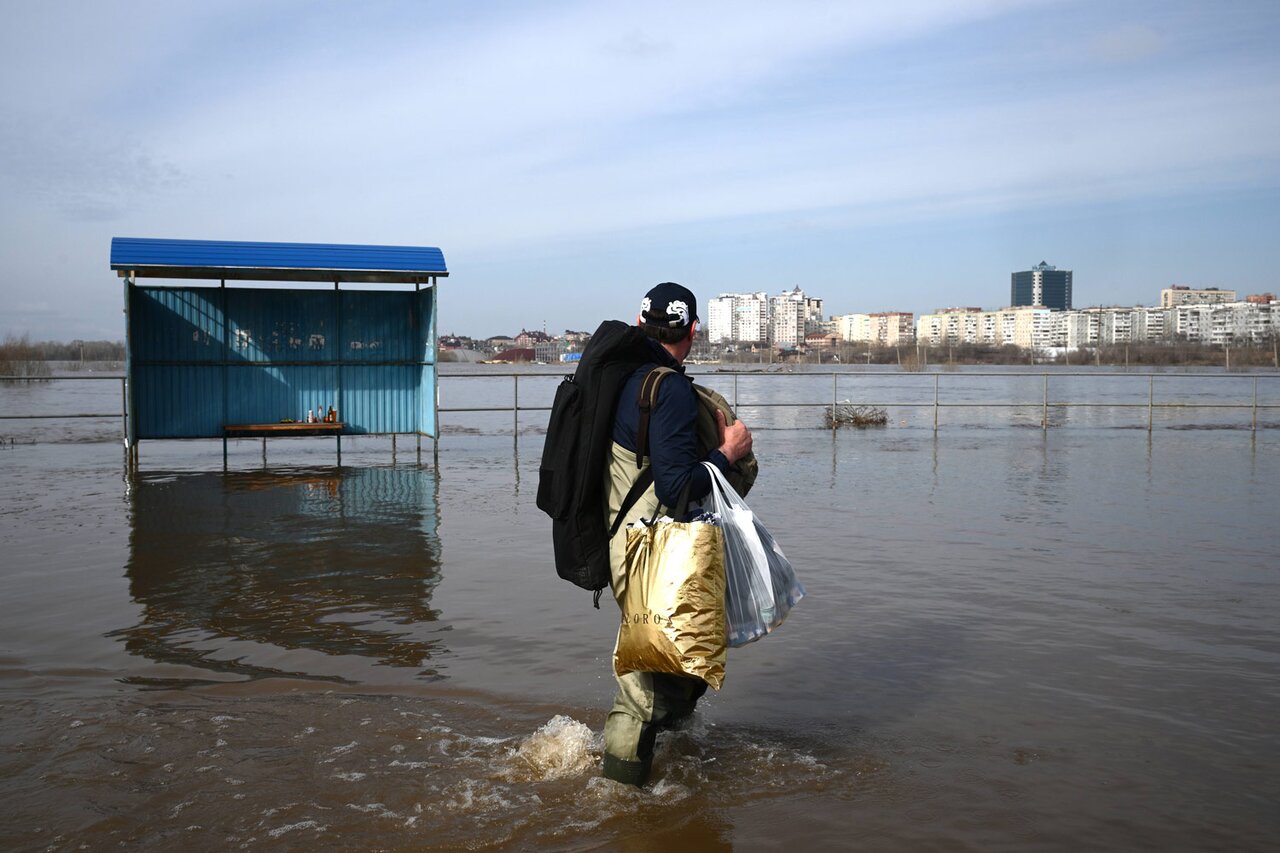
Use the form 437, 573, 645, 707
0, 377, 129, 444
3, 372, 1279, 445
434, 371, 1280, 434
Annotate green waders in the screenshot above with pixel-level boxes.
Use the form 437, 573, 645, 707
603, 670, 708, 785
602, 441, 708, 785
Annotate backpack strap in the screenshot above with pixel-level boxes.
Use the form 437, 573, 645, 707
635, 366, 676, 470
609, 468, 654, 539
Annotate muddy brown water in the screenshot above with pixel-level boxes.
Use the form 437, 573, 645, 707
1, 371, 1278, 850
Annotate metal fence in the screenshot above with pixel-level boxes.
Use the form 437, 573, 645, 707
440, 370, 1280, 434
3, 371, 1279, 449
0, 374, 128, 432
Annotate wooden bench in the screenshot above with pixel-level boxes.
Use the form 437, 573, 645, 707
224, 422, 345, 438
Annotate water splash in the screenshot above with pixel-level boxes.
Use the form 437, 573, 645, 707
503, 715, 599, 782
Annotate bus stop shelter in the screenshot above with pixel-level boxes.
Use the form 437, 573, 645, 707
110, 237, 448, 469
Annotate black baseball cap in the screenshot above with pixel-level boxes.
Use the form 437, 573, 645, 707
640, 282, 698, 331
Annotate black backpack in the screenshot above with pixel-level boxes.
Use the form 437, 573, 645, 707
537, 320, 667, 600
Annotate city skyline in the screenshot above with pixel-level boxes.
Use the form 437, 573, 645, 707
444, 282, 1276, 350
3, 2, 1279, 341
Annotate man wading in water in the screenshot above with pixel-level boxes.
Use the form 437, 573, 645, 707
601, 282, 753, 785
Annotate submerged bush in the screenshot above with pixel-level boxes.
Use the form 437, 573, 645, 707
824, 403, 888, 428
0, 334, 52, 382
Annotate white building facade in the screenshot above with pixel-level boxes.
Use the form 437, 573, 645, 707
834, 312, 916, 345
706, 292, 769, 344
917, 307, 1061, 347
706, 286, 835, 347
804, 296, 826, 335
918, 301, 1275, 349
1160, 286, 1237, 307
770, 287, 807, 347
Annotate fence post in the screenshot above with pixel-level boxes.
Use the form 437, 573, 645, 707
934, 374, 939, 432
1148, 375, 1154, 432
513, 374, 520, 441
1253, 377, 1259, 433
734, 372, 739, 409
1042, 374, 1049, 431
831, 373, 837, 431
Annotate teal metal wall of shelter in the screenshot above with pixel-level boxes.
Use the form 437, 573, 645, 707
110, 237, 447, 463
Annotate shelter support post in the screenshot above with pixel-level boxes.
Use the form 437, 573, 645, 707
123, 273, 137, 465
221, 280, 228, 458
335, 280, 343, 465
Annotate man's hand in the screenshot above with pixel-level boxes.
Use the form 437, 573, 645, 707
716, 409, 753, 464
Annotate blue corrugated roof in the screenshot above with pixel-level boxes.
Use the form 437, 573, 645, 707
111, 237, 447, 283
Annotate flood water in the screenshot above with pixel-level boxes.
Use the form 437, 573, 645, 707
2, 368, 1279, 851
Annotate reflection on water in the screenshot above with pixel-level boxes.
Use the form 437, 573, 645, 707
4, 420, 1279, 851
112, 466, 444, 685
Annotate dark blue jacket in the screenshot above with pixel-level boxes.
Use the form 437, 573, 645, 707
612, 338, 731, 508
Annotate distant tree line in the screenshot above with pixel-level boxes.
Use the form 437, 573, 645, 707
0, 334, 126, 380
18, 337, 126, 361
1056, 340, 1278, 368
697, 337, 1279, 369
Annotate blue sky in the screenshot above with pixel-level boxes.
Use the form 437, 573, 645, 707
2, 0, 1278, 340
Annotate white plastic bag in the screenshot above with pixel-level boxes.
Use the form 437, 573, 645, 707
702, 462, 805, 646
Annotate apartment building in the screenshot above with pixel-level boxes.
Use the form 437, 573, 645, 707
916, 306, 1060, 347
705, 286, 831, 347
770, 287, 808, 347
706, 292, 769, 344
916, 308, 981, 346
804, 295, 826, 334
1023, 303, 1273, 348
1160, 286, 1237, 307
1132, 308, 1165, 341
834, 312, 916, 345
834, 313, 871, 343
1171, 302, 1275, 345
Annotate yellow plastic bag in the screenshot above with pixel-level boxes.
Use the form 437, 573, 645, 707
613, 517, 727, 690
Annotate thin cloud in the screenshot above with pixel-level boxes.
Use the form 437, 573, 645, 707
1, 0, 1278, 338
1090, 23, 1166, 63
